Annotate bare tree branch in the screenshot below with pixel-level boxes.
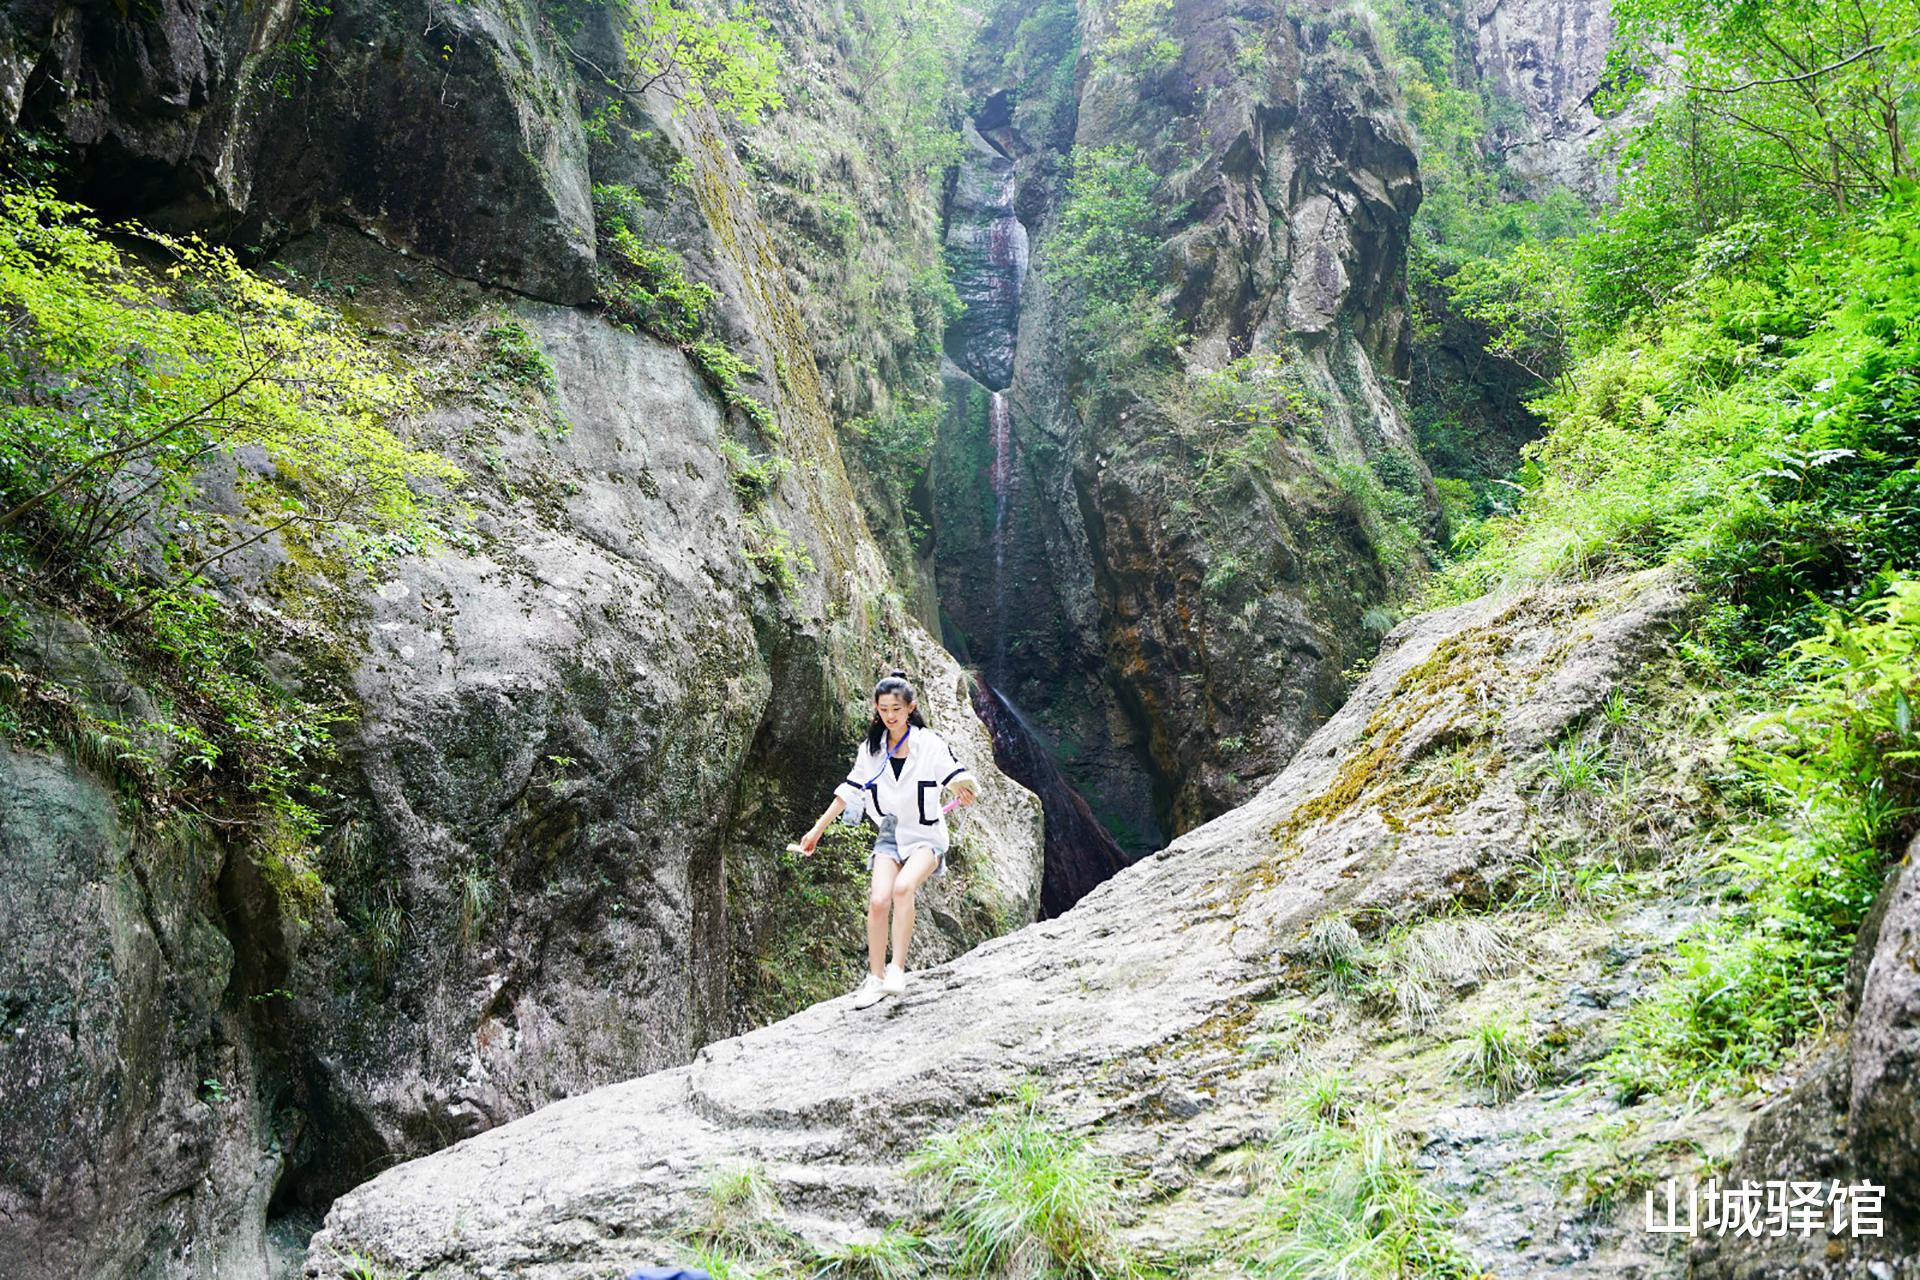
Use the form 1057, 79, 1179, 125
1689, 39, 1889, 92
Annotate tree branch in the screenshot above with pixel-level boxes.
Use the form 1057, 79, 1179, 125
0, 359, 274, 531
1690, 39, 1885, 94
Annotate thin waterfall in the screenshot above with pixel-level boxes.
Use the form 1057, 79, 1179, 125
989, 390, 1013, 680
941, 119, 1140, 912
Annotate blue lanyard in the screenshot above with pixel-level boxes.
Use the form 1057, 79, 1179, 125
858, 726, 910, 789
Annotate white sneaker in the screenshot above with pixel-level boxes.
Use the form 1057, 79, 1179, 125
882, 964, 906, 997
851, 973, 887, 1009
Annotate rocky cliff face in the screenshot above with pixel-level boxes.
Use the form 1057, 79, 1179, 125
932, 0, 1436, 868
299, 566, 1920, 1280
1471, 0, 1624, 198
0, 741, 288, 1279
0, 1, 1043, 1275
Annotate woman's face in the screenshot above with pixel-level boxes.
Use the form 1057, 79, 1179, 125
875, 692, 915, 739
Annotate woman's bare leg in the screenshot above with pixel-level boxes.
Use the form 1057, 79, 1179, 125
867, 856, 900, 978
888, 846, 941, 970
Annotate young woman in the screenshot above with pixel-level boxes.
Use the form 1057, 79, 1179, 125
798, 672, 979, 1007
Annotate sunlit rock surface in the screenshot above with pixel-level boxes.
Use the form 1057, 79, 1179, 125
307, 569, 1901, 1280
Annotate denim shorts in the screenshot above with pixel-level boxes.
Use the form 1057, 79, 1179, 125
871, 820, 946, 878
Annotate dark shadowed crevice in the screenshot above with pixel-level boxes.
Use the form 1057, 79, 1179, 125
970, 677, 1133, 917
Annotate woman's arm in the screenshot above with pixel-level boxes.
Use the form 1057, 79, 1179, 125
799, 794, 848, 855
934, 732, 979, 805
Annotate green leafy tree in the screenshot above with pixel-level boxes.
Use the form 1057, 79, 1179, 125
0, 185, 462, 889
1609, 0, 1920, 213
570, 0, 785, 127
1444, 242, 1583, 392
0, 185, 459, 617
844, 0, 970, 175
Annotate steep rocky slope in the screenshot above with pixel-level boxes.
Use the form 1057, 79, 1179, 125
303, 568, 1917, 1280
0, 236, 1044, 1280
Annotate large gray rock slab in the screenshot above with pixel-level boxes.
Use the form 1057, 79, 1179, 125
304, 569, 1691, 1278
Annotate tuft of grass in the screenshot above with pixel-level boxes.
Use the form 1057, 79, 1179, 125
1248, 1004, 1324, 1064
1449, 1013, 1542, 1101
1290, 1071, 1359, 1128
1302, 917, 1367, 997
1238, 1079, 1481, 1280
457, 862, 494, 948
1512, 844, 1628, 914
907, 1085, 1132, 1278
681, 1161, 810, 1276
686, 1243, 778, 1280
361, 894, 408, 983
1543, 736, 1609, 793
811, 1227, 926, 1280
703, 1161, 782, 1241
1365, 916, 1517, 1030
333, 1253, 399, 1280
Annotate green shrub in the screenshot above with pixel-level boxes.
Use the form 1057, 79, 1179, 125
600, 245, 708, 342
996, 0, 1080, 144
1237, 1081, 1480, 1280
1188, 352, 1321, 492
721, 439, 792, 504
908, 1084, 1132, 1278
592, 184, 776, 433
1434, 192, 1920, 673
1046, 146, 1180, 384
0, 185, 456, 581
1607, 582, 1920, 1097
1093, 0, 1180, 73
480, 318, 557, 392
841, 0, 971, 176
851, 401, 941, 490
1329, 460, 1428, 580
742, 514, 815, 598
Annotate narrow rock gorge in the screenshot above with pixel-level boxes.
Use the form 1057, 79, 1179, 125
932, 0, 1440, 892
303, 569, 1920, 1279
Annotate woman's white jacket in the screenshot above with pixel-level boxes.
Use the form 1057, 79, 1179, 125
832, 726, 978, 852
